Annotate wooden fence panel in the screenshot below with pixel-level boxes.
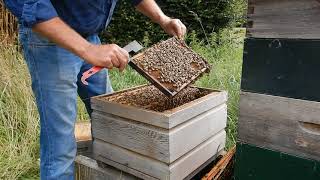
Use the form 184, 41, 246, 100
0, 0, 17, 43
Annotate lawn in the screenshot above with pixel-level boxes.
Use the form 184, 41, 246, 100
0, 28, 244, 179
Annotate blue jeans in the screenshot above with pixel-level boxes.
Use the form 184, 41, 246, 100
19, 26, 113, 179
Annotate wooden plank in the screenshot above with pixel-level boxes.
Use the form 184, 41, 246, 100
92, 85, 227, 129
169, 131, 226, 180
94, 139, 169, 180
94, 131, 226, 180
234, 142, 320, 180
167, 91, 227, 128
202, 146, 235, 180
75, 155, 139, 180
169, 104, 227, 162
97, 156, 159, 180
241, 38, 320, 102
75, 122, 91, 142
92, 99, 170, 129
238, 92, 320, 161
92, 111, 170, 163
247, 0, 320, 39
184, 152, 225, 180
92, 104, 226, 163
91, 85, 169, 128
77, 140, 92, 158
75, 122, 92, 157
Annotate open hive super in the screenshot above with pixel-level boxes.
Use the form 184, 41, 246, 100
102, 86, 211, 112
130, 38, 211, 96
91, 85, 228, 180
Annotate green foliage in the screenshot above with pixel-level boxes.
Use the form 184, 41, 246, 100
192, 29, 244, 148
101, 0, 246, 46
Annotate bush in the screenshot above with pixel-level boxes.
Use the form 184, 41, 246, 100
101, 0, 246, 46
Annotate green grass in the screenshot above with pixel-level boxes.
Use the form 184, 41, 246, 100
0, 29, 244, 179
192, 29, 244, 149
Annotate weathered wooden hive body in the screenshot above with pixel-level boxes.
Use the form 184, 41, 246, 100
91, 85, 227, 180
236, 0, 320, 179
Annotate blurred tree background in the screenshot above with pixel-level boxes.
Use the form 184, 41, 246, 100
101, 0, 246, 46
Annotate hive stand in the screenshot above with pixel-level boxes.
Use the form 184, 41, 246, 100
235, 0, 320, 179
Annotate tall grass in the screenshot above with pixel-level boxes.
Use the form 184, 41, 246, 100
0, 29, 244, 179
192, 29, 244, 148
0, 45, 39, 179
0, 44, 102, 179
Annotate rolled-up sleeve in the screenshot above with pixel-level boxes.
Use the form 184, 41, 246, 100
22, 0, 58, 27
132, 0, 143, 6
4, 0, 58, 27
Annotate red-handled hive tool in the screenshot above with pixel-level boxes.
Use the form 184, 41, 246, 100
81, 41, 144, 85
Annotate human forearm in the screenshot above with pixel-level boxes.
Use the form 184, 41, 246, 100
135, 0, 169, 26
32, 17, 90, 58
32, 17, 129, 70
135, 0, 187, 38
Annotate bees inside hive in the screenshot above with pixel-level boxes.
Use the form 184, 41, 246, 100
131, 37, 211, 95
102, 86, 212, 112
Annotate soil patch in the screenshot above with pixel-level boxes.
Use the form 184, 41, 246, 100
132, 38, 211, 94
102, 86, 212, 112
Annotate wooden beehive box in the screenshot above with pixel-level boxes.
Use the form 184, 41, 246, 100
235, 0, 320, 179
240, 0, 320, 161
247, 0, 320, 39
91, 85, 227, 180
238, 92, 320, 161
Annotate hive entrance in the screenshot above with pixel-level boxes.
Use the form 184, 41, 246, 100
102, 86, 212, 112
